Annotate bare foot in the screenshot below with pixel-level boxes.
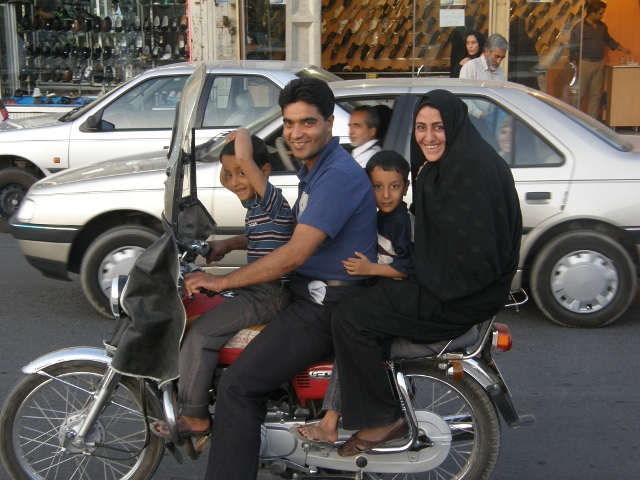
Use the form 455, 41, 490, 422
296, 410, 340, 443
181, 415, 210, 433
355, 417, 406, 442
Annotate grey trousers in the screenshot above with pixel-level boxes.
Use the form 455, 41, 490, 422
579, 58, 604, 119
177, 282, 292, 418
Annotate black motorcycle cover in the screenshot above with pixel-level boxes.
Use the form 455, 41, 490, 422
109, 233, 185, 386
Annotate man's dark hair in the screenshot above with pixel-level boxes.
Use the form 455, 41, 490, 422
220, 134, 270, 168
587, 0, 606, 15
353, 106, 380, 133
278, 78, 335, 120
365, 150, 410, 183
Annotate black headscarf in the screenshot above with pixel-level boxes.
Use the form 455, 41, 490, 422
410, 90, 522, 302
450, 30, 486, 78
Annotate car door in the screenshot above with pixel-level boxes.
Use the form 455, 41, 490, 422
457, 95, 573, 233
68, 75, 189, 167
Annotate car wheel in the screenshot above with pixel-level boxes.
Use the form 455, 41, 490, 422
0, 168, 39, 233
530, 230, 637, 328
80, 225, 160, 318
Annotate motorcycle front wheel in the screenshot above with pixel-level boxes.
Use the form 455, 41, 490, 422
0, 361, 165, 480
373, 368, 501, 480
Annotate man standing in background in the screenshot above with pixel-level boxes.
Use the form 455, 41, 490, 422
570, 0, 631, 119
459, 33, 509, 81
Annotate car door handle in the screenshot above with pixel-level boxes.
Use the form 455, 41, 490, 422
525, 192, 551, 203
163, 145, 169, 149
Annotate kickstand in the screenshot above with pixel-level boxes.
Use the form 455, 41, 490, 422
165, 440, 183, 464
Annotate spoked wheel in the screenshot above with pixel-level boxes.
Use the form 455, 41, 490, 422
0, 361, 164, 480
371, 369, 500, 480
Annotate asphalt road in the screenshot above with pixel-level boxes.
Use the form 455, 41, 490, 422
1, 231, 639, 479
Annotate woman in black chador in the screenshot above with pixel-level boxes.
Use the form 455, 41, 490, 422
331, 89, 522, 456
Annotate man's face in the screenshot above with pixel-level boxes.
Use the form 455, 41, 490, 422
484, 48, 507, 71
591, 8, 606, 22
349, 110, 376, 148
283, 101, 334, 166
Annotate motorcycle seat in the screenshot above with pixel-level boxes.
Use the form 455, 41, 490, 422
388, 326, 480, 360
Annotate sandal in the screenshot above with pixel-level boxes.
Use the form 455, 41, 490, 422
337, 418, 408, 457
150, 415, 210, 440
290, 422, 334, 445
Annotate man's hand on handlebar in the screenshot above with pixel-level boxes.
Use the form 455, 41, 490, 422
183, 271, 224, 298
205, 240, 231, 264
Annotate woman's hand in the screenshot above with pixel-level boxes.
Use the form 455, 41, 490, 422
342, 252, 375, 276
460, 57, 470, 66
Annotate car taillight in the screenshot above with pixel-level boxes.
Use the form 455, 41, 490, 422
492, 323, 512, 352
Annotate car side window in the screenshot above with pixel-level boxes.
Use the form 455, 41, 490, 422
101, 76, 187, 130
460, 96, 563, 167
202, 75, 281, 128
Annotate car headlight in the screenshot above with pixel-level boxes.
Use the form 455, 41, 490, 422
15, 198, 36, 222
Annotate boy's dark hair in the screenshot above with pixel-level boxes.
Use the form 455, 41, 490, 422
353, 106, 380, 134
365, 150, 410, 183
278, 78, 335, 120
587, 0, 606, 15
220, 134, 270, 168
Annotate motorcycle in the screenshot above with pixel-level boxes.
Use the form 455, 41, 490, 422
0, 64, 534, 480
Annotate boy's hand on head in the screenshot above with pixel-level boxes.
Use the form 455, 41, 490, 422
342, 252, 374, 276
225, 131, 237, 144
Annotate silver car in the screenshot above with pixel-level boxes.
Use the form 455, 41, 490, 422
11, 78, 640, 328
0, 61, 340, 230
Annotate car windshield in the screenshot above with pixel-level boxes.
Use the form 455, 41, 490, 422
530, 92, 633, 152
57, 76, 140, 122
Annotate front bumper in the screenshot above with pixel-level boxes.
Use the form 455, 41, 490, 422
10, 219, 80, 280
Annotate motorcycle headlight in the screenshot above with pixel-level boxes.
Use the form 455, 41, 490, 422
110, 275, 129, 319
15, 198, 36, 222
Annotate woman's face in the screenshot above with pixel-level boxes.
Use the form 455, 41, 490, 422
415, 105, 446, 163
466, 35, 479, 57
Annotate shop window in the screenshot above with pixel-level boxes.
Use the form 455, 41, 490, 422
101, 75, 186, 129
243, 0, 285, 60
460, 96, 563, 167
202, 75, 281, 128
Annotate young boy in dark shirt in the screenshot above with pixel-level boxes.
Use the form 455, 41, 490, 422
293, 150, 413, 443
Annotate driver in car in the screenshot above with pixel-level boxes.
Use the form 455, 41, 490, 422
183, 77, 377, 480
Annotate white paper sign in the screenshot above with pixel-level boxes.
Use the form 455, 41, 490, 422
440, 0, 467, 5
440, 9, 465, 27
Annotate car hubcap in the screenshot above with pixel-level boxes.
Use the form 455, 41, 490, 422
98, 246, 146, 296
0, 182, 27, 218
550, 249, 619, 314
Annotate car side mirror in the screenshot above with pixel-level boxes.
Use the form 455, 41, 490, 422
85, 113, 101, 131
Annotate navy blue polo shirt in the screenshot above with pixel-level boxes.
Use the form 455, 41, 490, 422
293, 137, 377, 281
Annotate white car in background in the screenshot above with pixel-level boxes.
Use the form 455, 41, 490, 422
10, 78, 640, 329
0, 61, 340, 230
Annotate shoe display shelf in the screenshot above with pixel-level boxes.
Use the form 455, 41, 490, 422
320, 0, 489, 77
244, 1, 285, 60
8, 0, 190, 104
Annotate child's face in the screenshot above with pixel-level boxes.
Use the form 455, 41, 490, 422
220, 154, 263, 202
369, 166, 409, 214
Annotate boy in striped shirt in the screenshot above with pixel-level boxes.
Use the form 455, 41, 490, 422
152, 129, 293, 440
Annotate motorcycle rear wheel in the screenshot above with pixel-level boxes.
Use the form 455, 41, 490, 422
0, 361, 165, 480
372, 369, 500, 480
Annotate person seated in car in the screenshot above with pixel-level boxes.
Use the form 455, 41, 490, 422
150, 129, 293, 439
292, 149, 414, 444
350, 106, 382, 167
330, 90, 522, 456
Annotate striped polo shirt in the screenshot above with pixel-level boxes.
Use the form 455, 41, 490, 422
242, 181, 294, 281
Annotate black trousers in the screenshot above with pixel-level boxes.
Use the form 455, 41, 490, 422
332, 278, 476, 431
204, 278, 364, 480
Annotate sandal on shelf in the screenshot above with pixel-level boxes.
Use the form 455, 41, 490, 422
150, 415, 210, 440
290, 422, 334, 445
337, 418, 409, 457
